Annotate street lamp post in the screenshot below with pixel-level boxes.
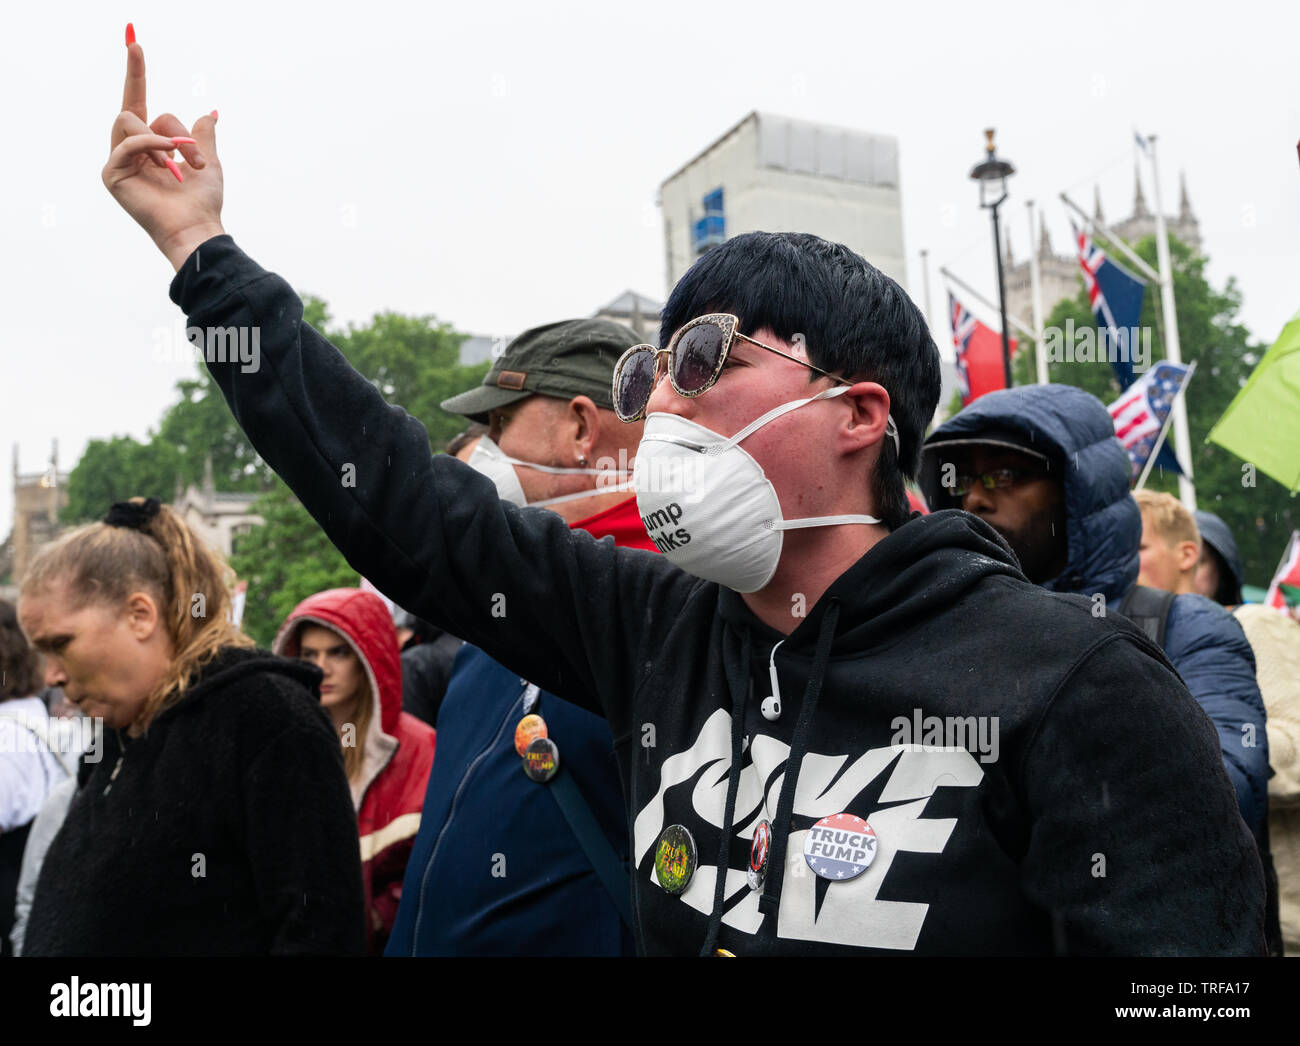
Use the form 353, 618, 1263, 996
970, 128, 1016, 389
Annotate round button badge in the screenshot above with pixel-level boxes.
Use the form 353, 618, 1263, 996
522, 736, 560, 783
514, 714, 547, 757
803, 813, 877, 882
654, 824, 697, 896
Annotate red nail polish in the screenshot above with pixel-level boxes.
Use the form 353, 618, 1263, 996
126, 23, 136, 46
164, 158, 183, 183
210, 110, 219, 123
171, 137, 197, 145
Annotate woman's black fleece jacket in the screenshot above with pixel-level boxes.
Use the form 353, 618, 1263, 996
23, 647, 366, 956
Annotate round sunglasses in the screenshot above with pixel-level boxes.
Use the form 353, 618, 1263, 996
611, 313, 852, 423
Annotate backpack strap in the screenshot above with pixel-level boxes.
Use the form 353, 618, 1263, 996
1117, 585, 1177, 649
548, 770, 635, 931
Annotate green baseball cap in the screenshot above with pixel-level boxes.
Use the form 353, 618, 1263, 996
441, 318, 644, 423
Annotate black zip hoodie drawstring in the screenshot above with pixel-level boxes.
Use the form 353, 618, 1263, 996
698, 599, 841, 953
699, 625, 752, 956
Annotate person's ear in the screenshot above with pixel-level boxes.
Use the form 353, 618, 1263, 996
567, 395, 602, 464
1178, 541, 1201, 573
124, 590, 162, 641
839, 381, 892, 457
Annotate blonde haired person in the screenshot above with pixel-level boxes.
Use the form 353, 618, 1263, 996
17, 497, 365, 955
1134, 490, 1201, 595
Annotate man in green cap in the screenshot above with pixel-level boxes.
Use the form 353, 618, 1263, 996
440, 319, 649, 524
383, 317, 658, 955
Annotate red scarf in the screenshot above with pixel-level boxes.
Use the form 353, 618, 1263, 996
570, 495, 656, 551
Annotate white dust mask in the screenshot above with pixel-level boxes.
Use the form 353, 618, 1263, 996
632, 386, 898, 593
467, 436, 633, 509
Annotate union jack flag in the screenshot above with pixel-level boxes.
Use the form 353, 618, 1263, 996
1107, 360, 1189, 482
1073, 222, 1146, 389
950, 292, 1014, 407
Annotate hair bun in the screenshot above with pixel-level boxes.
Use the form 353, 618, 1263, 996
104, 497, 162, 531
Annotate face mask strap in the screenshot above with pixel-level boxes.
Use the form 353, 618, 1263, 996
478, 438, 631, 477
717, 386, 901, 460
768, 513, 882, 532
717, 386, 849, 454
529, 479, 635, 508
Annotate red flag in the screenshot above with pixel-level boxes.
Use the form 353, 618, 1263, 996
1266, 530, 1300, 611
950, 292, 1017, 406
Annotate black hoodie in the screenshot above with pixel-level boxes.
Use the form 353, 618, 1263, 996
23, 647, 366, 956
170, 236, 1264, 955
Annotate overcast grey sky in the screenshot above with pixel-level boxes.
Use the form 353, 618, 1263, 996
3, 0, 1297, 533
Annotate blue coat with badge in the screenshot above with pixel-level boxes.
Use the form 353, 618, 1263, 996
385, 644, 635, 956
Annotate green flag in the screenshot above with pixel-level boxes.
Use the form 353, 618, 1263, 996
1208, 308, 1300, 493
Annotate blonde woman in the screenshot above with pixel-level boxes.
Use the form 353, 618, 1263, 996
17, 497, 365, 955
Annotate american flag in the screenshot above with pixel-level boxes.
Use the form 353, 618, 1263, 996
1107, 361, 1190, 481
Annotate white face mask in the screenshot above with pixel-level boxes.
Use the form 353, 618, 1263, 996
466, 436, 633, 509
631, 386, 898, 593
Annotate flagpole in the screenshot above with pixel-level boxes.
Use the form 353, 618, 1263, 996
1059, 194, 1161, 283
1135, 360, 1197, 491
1027, 200, 1048, 384
1145, 134, 1197, 511
939, 267, 1036, 340
920, 249, 934, 336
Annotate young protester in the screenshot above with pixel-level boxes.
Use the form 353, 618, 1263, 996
387, 319, 649, 957
273, 589, 436, 955
1135, 491, 1203, 594
17, 498, 366, 956
100, 37, 1264, 954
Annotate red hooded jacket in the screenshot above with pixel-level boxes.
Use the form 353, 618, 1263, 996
274, 588, 436, 955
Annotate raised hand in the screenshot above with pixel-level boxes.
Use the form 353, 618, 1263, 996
103, 24, 227, 271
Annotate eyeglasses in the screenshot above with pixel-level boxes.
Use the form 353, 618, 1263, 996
951, 467, 1048, 499
611, 313, 851, 424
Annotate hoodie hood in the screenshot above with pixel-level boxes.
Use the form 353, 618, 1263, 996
1194, 510, 1245, 603
273, 588, 403, 808
920, 383, 1139, 605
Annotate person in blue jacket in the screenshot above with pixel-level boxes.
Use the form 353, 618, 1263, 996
384, 318, 653, 956
920, 383, 1269, 845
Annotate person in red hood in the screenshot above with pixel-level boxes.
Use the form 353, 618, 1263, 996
273, 588, 436, 955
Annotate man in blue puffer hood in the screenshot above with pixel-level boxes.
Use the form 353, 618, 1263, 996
920, 384, 1269, 846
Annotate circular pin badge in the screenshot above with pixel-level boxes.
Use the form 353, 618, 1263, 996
747, 819, 772, 891
803, 813, 877, 882
654, 824, 697, 896
522, 736, 560, 783
514, 713, 548, 757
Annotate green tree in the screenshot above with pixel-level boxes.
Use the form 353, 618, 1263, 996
63, 435, 185, 522
333, 311, 488, 451
1010, 235, 1296, 586
227, 478, 359, 646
